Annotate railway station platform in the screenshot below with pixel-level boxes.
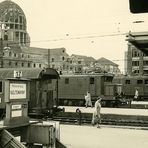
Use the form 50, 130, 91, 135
131, 101, 148, 109
55, 105, 148, 127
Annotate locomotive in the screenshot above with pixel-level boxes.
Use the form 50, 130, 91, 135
56, 73, 124, 107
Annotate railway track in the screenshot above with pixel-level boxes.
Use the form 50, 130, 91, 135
47, 116, 148, 127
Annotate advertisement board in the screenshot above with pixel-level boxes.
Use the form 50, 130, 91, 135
10, 83, 26, 99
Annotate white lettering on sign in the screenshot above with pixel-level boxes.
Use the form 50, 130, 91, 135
12, 104, 22, 110
14, 70, 22, 78
10, 83, 26, 99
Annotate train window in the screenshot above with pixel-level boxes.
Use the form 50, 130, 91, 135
65, 78, 69, 84
145, 79, 148, 84
125, 80, 130, 84
137, 80, 143, 84
0, 81, 2, 93
90, 77, 94, 84
104, 76, 112, 82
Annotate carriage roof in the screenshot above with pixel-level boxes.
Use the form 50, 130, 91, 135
0, 68, 59, 80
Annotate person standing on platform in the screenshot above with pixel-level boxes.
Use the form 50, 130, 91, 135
134, 88, 139, 101
92, 97, 102, 128
85, 91, 92, 108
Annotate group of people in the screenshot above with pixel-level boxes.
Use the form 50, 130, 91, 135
85, 91, 102, 128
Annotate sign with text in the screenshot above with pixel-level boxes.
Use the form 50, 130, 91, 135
10, 83, 26, 99
14, 70, 22, 78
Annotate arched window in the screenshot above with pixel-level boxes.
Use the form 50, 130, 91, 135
4, 35, 8, 40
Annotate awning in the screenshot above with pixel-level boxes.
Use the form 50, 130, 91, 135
127, 32, 148, 55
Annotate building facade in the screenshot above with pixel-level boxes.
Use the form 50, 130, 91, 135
0, 0, 69, 70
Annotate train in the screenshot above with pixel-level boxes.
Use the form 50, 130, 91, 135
113, 75, 148, 100
55, 73, 125, 107
1, 67, 148, 119
0, 68, 61, 119
54, 73, 148, 108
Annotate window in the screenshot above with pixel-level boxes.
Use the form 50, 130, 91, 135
137, 80, 143, 84
143, 61, 148, 66
0, 81, 2, 93
65, 78, 69, 84
78, 61, 81, 64
22, 63, 24, 67
4, 35, 8, 40
90, 77, 94, 84
10, 24, 14, 29
132, 61, 139, 66
34, 64, 36, 67
15, 32, 19, 38
62, 57, 65, 61
28, 63, 30, 67
9, 61, 11, 66
39, 64, 41, 68
145, 79, 148, 84
9, 52, 12, 56
51, 58, 54, 62
125, 80, 130, 84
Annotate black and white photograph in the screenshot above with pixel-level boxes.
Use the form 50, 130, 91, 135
0, 0, 148, 147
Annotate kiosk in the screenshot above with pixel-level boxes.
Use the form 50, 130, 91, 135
4, 70, 30, 126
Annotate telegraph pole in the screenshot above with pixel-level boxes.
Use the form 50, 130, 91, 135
0, 38, 3, 68
48, 49, 50, 68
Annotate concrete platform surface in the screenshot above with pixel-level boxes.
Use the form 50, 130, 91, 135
60, 124, 148, 148
61, 106, 148, 116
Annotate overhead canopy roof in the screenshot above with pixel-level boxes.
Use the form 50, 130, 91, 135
0, 68, 59, 80
127, 32, 148, 55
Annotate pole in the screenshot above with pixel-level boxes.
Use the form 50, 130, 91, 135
0, 38, 3, 68
48, 49, 50, 68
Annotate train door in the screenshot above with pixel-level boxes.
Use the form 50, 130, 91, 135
116, 84, 122, 95
104, 84, 114, 96
41, 80, 55, 110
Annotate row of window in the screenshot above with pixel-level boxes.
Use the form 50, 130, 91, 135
64, 77, 112, 85
3, 52, 30, 58
2, 61, 42, 68
132, 61, 148, 66
125, 79, 148, 84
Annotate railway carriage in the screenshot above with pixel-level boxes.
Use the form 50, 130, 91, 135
0, 68, 59, 118
113, 75, 148, 100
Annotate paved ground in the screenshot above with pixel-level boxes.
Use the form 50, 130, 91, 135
60, 124, 148, 148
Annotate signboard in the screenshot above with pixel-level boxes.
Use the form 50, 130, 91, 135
11, 110, 22, 117
10, 83, 26, 99
12, 104, 22, 110
14, 70, 22, 78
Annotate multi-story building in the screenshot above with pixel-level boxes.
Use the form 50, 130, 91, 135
0, 0, 68, 69
95, 57, 121, 75
0, 0, 121, 75
126, 32, 148, 76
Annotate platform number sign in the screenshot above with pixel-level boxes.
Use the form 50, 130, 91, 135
14, 70, 22, 78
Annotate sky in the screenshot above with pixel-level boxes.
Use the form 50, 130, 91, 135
1, 0, 148, 73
